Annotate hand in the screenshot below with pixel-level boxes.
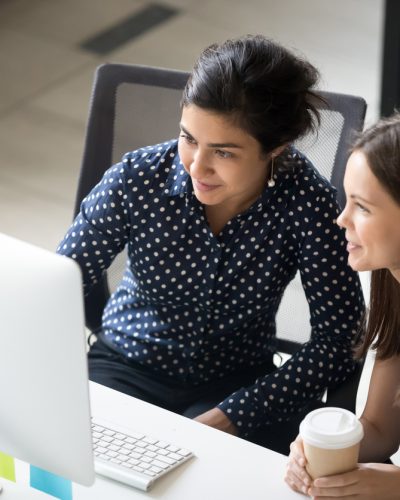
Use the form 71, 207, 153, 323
284, 435, 312, 496
194, 408, 238, 435
309, 462, 400, 499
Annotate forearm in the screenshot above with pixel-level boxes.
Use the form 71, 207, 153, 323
359, 416, 399, 462
358, 357, 400, 463
194, 408, 238, 435
218, 330, 356, 436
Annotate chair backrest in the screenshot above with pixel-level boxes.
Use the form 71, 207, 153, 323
75, 63, 367, 411
74, 64, 189, 330
276, 94, 367, 353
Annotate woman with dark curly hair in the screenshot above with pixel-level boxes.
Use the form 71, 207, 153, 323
57, 35, 364, 453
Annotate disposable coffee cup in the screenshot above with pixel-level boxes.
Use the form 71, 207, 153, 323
299, 407, 364, 479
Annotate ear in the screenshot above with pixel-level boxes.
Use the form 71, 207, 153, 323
271, 143, 288, 158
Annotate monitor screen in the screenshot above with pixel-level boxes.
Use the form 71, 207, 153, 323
0, 233, 95, 493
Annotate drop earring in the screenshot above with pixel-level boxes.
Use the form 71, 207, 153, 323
268, 156, 275, 187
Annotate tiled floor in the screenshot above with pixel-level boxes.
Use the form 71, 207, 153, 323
1, 0, 395, 461
0, 0, 384, 248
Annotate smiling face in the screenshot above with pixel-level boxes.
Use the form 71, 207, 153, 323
178, 105, 273, 215
337, 150, 400, 278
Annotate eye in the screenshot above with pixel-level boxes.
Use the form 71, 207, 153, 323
355, 202, 370, 213
179, 133, 196, 145
215, 149, 234, 159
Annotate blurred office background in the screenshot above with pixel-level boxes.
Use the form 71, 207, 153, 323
0, 0, 384, 250
1, 0, 398, 460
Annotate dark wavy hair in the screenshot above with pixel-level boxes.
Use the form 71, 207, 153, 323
353, 113, 400, 360
182, 34, 322, 155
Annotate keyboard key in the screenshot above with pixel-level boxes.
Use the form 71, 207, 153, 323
156, 448, 169, 456
151, 459, 169, 470
101, 435, 114, 443
155, 455, 175, 465
155, 441, 169, 449
143, 437, 158, 445
177, 449, 192, 457
135, 441, 147, 448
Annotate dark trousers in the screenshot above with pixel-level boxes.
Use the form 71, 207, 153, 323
88, 335, 317, 455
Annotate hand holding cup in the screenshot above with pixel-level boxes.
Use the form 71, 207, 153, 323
285, 435, 312, 495
299, 407, 364, 480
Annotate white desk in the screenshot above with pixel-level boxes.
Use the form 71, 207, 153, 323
73, 382, 301, 499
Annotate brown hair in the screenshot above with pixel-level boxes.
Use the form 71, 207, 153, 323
353, 113, 400, 360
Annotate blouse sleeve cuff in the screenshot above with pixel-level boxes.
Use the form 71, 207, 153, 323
217, 387, 263, 438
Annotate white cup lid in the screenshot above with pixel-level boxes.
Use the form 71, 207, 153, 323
300, 407, 364, 449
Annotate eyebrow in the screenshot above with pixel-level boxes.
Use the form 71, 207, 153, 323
179, 124, 243, 149
349, 194, 376, 206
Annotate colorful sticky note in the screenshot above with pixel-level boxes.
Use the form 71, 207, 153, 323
30, 466, 72, 500
0, 452, 16, 482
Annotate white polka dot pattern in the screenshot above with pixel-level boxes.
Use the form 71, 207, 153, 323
57, 140, 365, 436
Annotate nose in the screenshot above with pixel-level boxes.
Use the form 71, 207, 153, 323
190, 149, 213, 178
337, 204, 349, 229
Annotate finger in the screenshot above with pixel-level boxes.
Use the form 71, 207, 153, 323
285, 463, 311, 495
289, 440, 307, 467
287, 459, 312, 487
287, 449, 312, 485
284, 470, 309, 496
313, 470, 359, 488
310, 483, 359, 498
313, 496, 358, 500
313, 497, 357, 500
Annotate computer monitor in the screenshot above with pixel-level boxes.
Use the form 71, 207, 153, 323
0, 232, 95, 498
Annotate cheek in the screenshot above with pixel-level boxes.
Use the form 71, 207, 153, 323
358, 223, 399, 261
382, 232, 400, 260
178, 142, 191, 172
351, 216, 372, 243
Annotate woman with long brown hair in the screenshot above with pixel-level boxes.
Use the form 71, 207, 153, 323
285, 112, 400, 498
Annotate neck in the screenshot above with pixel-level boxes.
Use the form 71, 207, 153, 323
390, 268, 400, 284
205, 192, 261, 236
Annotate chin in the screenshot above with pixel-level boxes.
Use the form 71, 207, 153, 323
347, 257, 367, 273
348, 256, 379, 273
194, 191, 220, 205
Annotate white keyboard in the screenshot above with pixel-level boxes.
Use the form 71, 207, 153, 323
91, 417, 194, 491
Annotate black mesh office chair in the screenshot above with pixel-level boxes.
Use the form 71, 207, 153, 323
74, 63, 367, 443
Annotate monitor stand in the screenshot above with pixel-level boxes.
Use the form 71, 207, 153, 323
0, 478, 54, 499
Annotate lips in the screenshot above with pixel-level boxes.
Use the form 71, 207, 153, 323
193, 178, 220, 192
346, 241, 361, 252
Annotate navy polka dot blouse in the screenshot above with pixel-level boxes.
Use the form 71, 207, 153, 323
57, 140, 365, 436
